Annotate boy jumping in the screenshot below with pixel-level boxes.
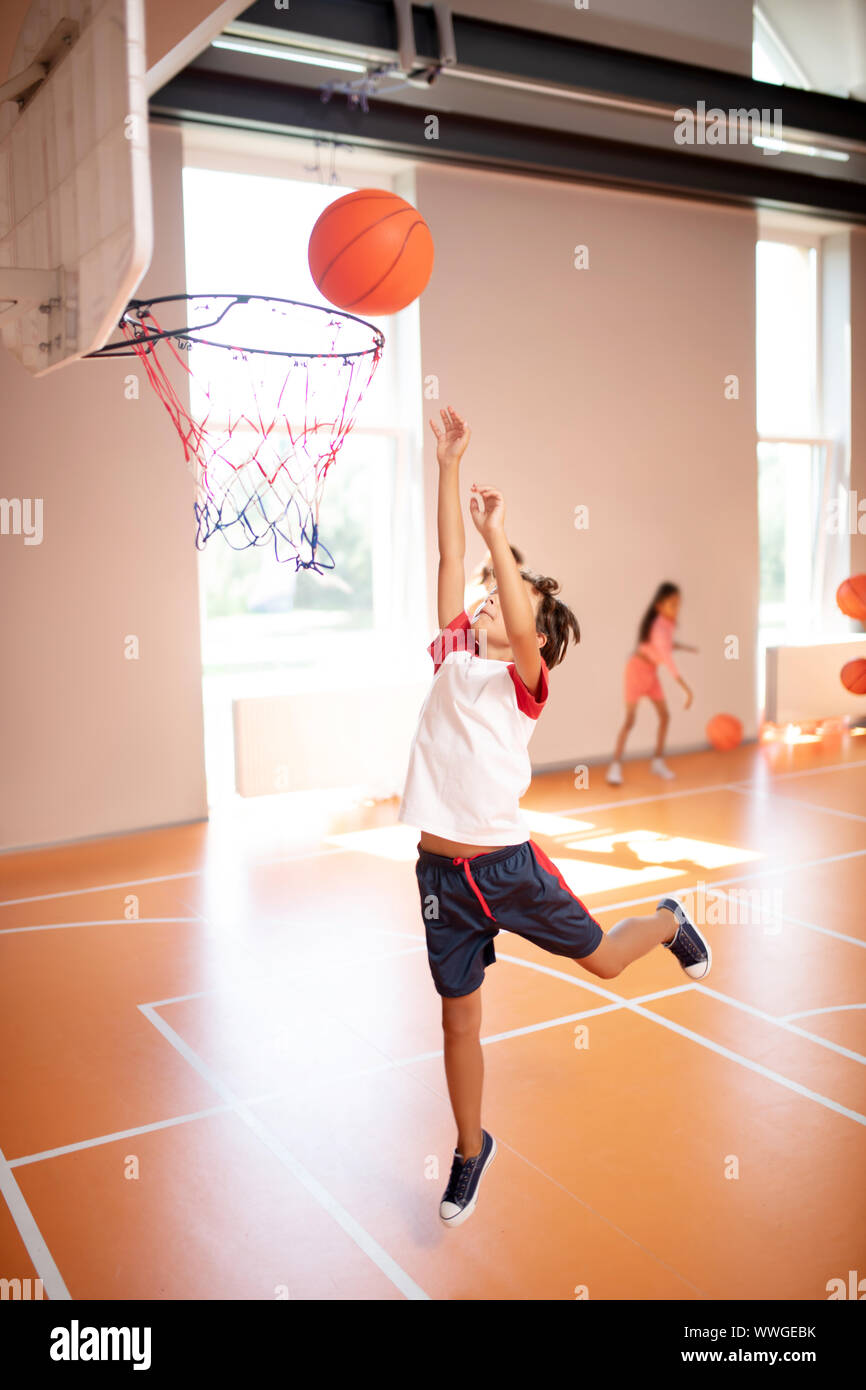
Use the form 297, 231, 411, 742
398, 406, 711, 1227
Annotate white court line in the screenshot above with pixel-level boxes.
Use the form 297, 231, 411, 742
5, 987, 689, 1168
580, 847, 866, 919
139, 1002, 429, 1301
6, 958, 861, 1309
779, 915, 866, 950
7, 970, 860, 1174
2, 768, 861, 1299
553, 780, 741, 818
0, 846, 348, 909
782, 1003, 866, 1022
622, 1003, 866, 1127
9, 1108, 232, 1169
693, 986, 866, 1065
728, 783, 866, 824
431, 983, 694, 1054
10, 847, 861, 953
0, 917, 199, 936
751, 758, 866, 784
491, 955, 866, 1126
554, 757, 865, 820
0, 1144, 71, 1299
3, 759, 862, 911
617, 1000, 866, 1128
142, 937, 427, 1010
0, 870, 199, 908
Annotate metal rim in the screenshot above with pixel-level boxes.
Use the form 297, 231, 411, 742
85, 293, 386, 360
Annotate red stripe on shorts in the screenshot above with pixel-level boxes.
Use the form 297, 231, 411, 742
528, 840, 594, 916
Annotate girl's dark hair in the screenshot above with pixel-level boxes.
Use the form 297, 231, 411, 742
638, 582, 680, 644
520, 569, 580, 670
481, 544, 524, 584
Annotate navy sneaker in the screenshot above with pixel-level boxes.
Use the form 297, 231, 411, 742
439, 1130, 497, 1227
658, 896, 712, 979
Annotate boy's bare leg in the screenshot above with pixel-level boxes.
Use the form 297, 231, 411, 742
577, 906, 677, 980
442, 988, 484, 1159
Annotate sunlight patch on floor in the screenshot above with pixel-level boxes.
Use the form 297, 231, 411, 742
564, 829, 763, 869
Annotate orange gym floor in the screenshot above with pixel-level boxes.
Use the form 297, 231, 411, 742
1, 736, 865, 1302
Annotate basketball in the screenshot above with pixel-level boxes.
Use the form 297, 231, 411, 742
706, 713, 743, 751
840, 658, 866, 695
836, 574, 866, 623
308, 188, 434, 316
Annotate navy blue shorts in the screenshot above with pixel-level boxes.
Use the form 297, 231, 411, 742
415, 840, 604, 998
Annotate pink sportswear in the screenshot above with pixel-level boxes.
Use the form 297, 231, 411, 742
624, 614, 680, 703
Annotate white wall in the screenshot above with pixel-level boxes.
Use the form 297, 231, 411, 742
0, 124, 207, 850
414, 163, 760, 768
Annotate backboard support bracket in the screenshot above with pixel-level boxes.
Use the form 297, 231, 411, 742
0, 268, 63, 316
0, 268, 75, 360
0, 19, 79, 108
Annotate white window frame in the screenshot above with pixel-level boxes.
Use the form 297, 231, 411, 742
180, 127, 428, 675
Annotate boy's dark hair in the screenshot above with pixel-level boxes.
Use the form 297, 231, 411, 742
521, 569, 580, 670
637, 581, 680, 645
481, 544, 524, 584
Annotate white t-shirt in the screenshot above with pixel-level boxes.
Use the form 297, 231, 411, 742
398, 610, 549, 845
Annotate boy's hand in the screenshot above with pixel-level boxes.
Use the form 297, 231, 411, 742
469, 484, 505, 541
429, 405, 471, 468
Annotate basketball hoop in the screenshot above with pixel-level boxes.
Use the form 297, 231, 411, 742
88, 294, 385, 570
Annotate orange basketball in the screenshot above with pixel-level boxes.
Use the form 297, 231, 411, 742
707, 713, 743, 751
308, 189, 434, 316
836, 574, 866, 624
840, 658, 866, 695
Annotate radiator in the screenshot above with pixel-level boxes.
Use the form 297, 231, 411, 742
764, 636, 866, 724
232, 682, 429, 798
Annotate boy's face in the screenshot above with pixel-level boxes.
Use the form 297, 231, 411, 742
471, 583, 543, 653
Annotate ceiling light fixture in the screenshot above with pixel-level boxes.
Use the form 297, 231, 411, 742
210, 36, 367, 74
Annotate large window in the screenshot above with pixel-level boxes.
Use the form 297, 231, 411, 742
181, 140, 427, 802
755, 238, 829, 652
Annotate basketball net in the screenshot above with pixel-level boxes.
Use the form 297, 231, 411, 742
97, 295, 384, 570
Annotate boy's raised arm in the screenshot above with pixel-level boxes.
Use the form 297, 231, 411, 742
470, 485, 543, 698
430, 406, 472, 629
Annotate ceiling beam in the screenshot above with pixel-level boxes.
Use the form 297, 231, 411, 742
150, 67, 866, 222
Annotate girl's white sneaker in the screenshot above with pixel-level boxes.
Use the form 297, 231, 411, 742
606, 761, 623, 786
651, 758, 675, 780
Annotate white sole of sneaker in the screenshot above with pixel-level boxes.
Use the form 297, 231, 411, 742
661, 899, 712, 980
685, 936, 712, 979
439, 1136, 498, 1228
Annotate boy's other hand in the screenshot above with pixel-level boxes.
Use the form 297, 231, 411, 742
429, 405, 471, 467
469, 484, 506, 540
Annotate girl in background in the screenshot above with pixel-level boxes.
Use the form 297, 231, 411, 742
607, 582, 697, 786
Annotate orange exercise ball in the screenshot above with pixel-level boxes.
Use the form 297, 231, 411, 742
836, 574, 866, 624
840, 658, 866, 695
308, 189, 434, 316
707, 713, 743, 751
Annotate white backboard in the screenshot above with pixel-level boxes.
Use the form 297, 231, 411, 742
0, 0, 153, 374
